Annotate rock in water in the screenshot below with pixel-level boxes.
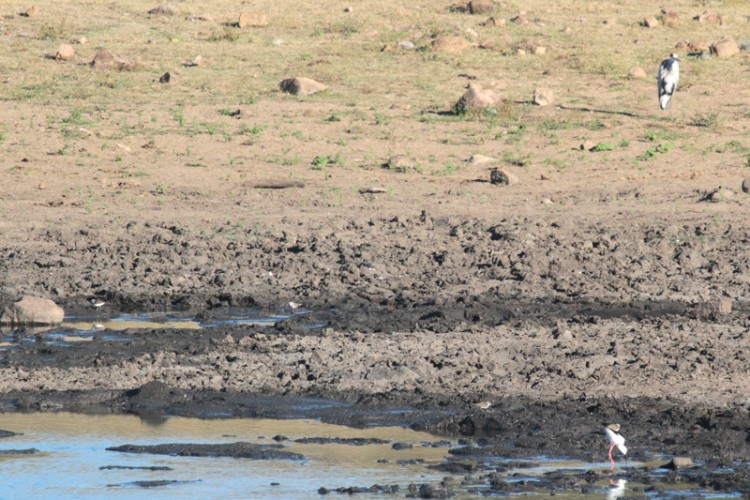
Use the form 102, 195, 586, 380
0, 296, 64, 325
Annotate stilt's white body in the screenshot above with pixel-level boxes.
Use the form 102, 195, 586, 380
605, 426, 627, 456
658, 54, 680, 110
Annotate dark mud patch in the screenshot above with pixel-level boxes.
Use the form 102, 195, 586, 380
0, 448, 38, 455
318, 484, 400, 495
99, 465, 174, 471
107, 479, 201, 489
0, 429, 19, 438
294, 437, 390, 445
106, 442, 305, 460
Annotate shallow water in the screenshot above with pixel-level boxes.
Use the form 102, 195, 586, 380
0, 413, 447, 499
0, 413, 743, 499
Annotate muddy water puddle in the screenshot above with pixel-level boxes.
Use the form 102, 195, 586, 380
0, 413, 743, 499
0, 307, 319, 348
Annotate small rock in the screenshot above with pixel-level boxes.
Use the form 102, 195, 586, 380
71, 36, 87, 45
629, 67, 647, 79
541, 198, 553, 205
468, 154, 496, 165
482, 17, 505, 26
694, 10, 723, 25
666, 457, 695, 469
239, 11, 268, 28
580, 140, 596, 151
490, 167, 517, 185
742, 178, 750, 194
398, 40, 415, 50
279, 77, 327, 96
55, 44, 75, 61
159, 71, 176, 84
511, 15, 529, 25
432, 36, 472, 53
602, 18, 617, 27
148, 6, 175, 16
0, 296, 65, 325
468, 0, 494, 15
22, 6, 39, 17
454, 83, 503, 113
344, 6, 353, 13
90, 50, 133, 70
711, 36, 739, 59
533, 87, 554, 106
533, 45, 546, 55
386, 156, 416, 173
703, 186, 734, 203
718, 298, 733, 315
392, 442, 414, 450
643, 16, 659, 28
187, 55, 203, 67
660, 9, 681, 27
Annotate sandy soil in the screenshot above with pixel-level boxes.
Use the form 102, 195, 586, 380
1, 0, 750, 466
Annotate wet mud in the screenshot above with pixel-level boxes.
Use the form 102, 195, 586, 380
2, 214, 750, 495
107, 442, 305, 460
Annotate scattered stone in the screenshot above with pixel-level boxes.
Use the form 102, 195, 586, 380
0, 296, 64, 325
642, 16, 659, 28
533, 87, 554, 106
359, 187, 388, 194
468, 0, 494, 15
185, 55, 203, 67
511, 15, 529, 25
107, 442, 304, 460
532, 45, 546, 55
454, 83, 502, 114
55, 44, 75, 61
189, 13, 214, 22
21, 6, 39, 17
694, 10, 723, 25
710, 36, 739, 59
490, 168, 517, 186
628, 67, 647, 79
432, 36, 472, 53
392, 442, 414, 450
742, 178, 750, 194
675, 40, 708, 54
665, 456, 695, 469
71, 36, 87, 45
238, 11, 268, 28
398, 40, 415, 50
468, 154, 496, 165
602, 18, 616, 27
386, 155, 416, 173
718, 298, 733, 315
482, 17, 505, 26
344, 6, 353, 13
660, 9, 681, 27
279, 77, 327, 96
90, 50, 133, 70
148, 6, 175, 16
580, 140, 596, 151
159, 71, 177, 84
702, 186, 734, 203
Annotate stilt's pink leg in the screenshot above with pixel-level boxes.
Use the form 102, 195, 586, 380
608, 443, 615, 469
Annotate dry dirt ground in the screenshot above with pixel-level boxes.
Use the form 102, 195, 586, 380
1, 0, 750, 463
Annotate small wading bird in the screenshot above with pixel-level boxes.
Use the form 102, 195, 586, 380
90, 298, 107, 308
604, 423, 627, 469
658, 53, 680, 110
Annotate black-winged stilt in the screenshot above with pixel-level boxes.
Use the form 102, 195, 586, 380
604, 423, 627, 469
